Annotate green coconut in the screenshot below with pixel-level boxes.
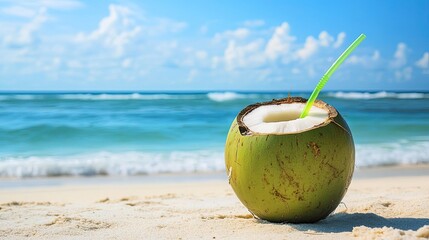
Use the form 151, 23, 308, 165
225, 97, 355, 223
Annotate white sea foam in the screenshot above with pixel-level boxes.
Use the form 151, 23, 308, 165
207, 92, 253, 102
328, 91, 428, 100
1, 141, 429, 178
58, 93, 193, 100
0, 95, 41, 100
0, 93, 200, 101
355, 141, 429, 167
0, 150, 225, 178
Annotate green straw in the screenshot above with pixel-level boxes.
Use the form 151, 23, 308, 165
299, 33, 366, 118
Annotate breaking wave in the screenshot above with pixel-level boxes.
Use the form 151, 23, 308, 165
327, 91, 429, 100
0, 95, 43, 101
0, 151, 225, 178
207, 92, 256, 102
355, 140, 429, 167
0, 93, 200, 101
0, 92, 262, 102
58, 93, 178, 100
1, 140, 429, 178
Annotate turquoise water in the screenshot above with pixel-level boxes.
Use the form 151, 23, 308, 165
1, 91, 428, 178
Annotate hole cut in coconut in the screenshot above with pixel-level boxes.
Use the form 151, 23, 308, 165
242, 102, 330, 135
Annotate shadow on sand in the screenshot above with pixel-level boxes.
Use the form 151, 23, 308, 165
287, 213, 429, 233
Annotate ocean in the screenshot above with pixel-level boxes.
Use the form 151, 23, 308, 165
0, 91, 428, 178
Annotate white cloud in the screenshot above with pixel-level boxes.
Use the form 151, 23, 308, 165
2, 7, 48, 46
391, 42, 407, 68
333, 32, 346, 48
389, 43, 413, 80
294, 31, 340, 61
154, 41, 178, 57
0, 2, 192, 84
416, 52, 429, 69
395, 66, 412, 80
318, 31, 334, 47
1, 6, 37, 18
347, 55, 364, 65
346, 50, 381, 65
37, 0, 83, 10
187, 69, 198, 82
0, 0, 82, 12
4, 4, 415, 90
215, 26, 353, 79
75, 4, 141, 56
372, 50, 380, 61
214, 28, 250, 42
224, 40, 264, 71
295, 36, 318, 60
74, 4, 186, 57
264, 22, 295, 60
211, 56, 220, 69
148, 18, 187, 35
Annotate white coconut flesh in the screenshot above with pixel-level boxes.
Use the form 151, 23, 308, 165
242, 103, 329, 134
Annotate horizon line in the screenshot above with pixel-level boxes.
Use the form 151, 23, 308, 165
0, 89, 429, 93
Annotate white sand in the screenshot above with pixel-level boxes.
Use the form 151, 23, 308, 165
1, 167, 429, 239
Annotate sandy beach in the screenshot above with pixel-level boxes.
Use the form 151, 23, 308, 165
1, 166, 429, 240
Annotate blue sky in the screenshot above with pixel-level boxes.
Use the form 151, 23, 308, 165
0, 0, 428, 91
